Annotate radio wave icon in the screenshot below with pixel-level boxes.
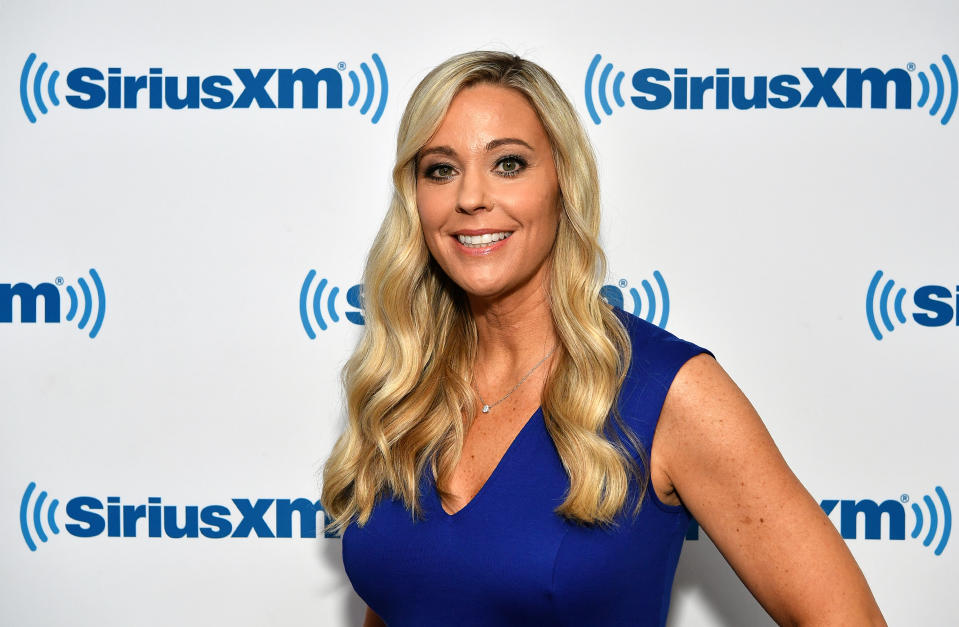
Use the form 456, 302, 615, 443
64, 268, 106, 339
916, 54, 957, 126
910, 486, 951, 556
865, 270, 907, 341
20, 482, 60, 552
300, 270, 344, 338
20, 53, 61, 124
585, 53, 627, 125
601, 271, 670, 329
345, 53, 388, 124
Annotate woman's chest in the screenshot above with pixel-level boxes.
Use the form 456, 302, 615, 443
341, 412, 689, 627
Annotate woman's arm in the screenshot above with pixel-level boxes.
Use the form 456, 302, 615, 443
654, 354, 886, 626
362, 605, 386, 627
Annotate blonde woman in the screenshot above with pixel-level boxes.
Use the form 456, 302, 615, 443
321, 51, 885, 626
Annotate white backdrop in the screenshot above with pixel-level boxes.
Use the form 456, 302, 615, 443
1, 1, 956, 624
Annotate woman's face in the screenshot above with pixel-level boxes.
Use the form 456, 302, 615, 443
416, 83, 561, 303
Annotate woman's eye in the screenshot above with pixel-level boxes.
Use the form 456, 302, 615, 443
427, 164, 454, 179
496, 156, 526, 176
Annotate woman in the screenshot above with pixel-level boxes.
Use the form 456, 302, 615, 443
321, 51, 885, 626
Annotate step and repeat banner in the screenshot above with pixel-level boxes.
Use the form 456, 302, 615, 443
1, 1, 955, 625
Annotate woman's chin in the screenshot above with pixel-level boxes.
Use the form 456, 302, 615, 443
458, 277, 548, 307
459, 281, 508, 301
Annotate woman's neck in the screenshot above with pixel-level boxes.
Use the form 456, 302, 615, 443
468, 284, 558, 381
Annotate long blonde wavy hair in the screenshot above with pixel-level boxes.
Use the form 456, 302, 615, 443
321, 51, 647, 535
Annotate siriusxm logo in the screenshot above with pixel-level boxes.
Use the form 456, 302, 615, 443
298, 270, 668, 336
866, 270, 958, 340
299, 271, 364, 338
1, 268, 105, 338
687, 486, 951, 557
585, 53, 956, 126
601, 271, 670, 329
20, 52, 388, 124
19, 482, 333, 552
821, 487, 951, 556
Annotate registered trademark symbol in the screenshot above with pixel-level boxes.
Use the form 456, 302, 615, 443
901, 494, 909, 503
337, 62, 346, 71
907, 62, 916, 72
618, 279, 628, 288
55, 276, 64, 285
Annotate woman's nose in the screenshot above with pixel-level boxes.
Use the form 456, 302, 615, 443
456, 167, 490, 214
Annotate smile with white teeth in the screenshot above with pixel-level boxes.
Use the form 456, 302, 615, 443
456, 232, 514, 248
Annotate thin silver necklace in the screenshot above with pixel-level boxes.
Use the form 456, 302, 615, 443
477, 345, 558, 414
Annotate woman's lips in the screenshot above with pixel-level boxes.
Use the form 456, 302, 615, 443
455, 231, 513, 247
451, 231, 513, 254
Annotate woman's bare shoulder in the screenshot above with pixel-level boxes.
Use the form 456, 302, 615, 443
650, 354, 886, 625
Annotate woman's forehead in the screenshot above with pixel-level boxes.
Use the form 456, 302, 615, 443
424, 84, 548, 152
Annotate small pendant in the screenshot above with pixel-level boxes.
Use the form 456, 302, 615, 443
482, 405, 490, 413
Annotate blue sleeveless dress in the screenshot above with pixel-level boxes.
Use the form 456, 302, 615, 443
342, 309, 712, 626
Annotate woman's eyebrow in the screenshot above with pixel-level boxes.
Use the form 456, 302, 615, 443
485, 137, 533, 151
418, 138, 533, 160
418, 145, 456, 158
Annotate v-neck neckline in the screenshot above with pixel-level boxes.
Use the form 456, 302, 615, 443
431, 406, 543, 519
